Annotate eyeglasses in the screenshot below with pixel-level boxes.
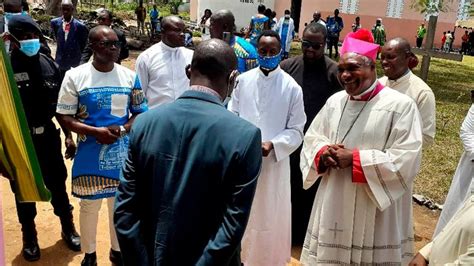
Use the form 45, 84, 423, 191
94, 40, 121, 48
302, 40, 323, 50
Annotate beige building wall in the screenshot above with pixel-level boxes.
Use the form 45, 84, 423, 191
190, 0, 463, 48
299, 0, 461, 48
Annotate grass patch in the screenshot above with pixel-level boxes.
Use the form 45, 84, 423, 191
289, 42, 474, 203
412, 56, 473, 203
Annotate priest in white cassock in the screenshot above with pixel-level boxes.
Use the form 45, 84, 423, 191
379, 37, 436, 147
135, 16, 193, 109
228, 30, 306, 266
299, 29, 423, 265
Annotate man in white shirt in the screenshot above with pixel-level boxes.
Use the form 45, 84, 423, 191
135, 16, 193, 109
228, 30, 306, 266
379, 38, 436, 147
311, 11, 326, 28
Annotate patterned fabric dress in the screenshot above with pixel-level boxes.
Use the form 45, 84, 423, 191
249, 15, 269, 47
232, 36, 258, 73
57, 63, 148, 199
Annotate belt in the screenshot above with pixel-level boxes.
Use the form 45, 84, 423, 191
31, 126, 45, 135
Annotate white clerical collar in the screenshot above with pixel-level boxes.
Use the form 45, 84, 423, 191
160, 41, 180, 52
258, 65, 281, 78
352, 80, 378, 100
389, 69, 412, 83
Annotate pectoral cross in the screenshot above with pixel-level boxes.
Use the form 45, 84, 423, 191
329, 222, 343, 239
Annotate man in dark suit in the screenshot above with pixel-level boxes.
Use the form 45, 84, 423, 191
80, 9, 128, 64
50, 0, 88, 78
114, 39, 262, 266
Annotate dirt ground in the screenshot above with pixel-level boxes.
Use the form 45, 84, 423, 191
1, 45, 440, 265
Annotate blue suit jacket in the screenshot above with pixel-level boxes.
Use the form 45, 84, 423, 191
114, 90, 262, 266
50, 17, 88, 71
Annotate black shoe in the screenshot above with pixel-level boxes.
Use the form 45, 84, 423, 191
61, 230, 81, 251
81, 252, 97, 266
22, 239, 40, 261
109, 249, 123, 265
60, 213, 81, 251
21, 221, 40, 261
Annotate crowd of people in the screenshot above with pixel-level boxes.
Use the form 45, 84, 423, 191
0, 0, 473, 265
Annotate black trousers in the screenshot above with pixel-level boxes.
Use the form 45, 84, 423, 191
327, 36, 340, 57
289, 146, 321, 245
416, 37, 423, 48
10, 122, 72, 225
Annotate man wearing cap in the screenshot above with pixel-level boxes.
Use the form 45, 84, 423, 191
5, 15, 80, 261
372, 18, 386, 59
300, 29, 422, 264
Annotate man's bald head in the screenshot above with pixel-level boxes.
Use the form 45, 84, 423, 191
386, 37, 411, 53
3, 0, 22, 13
88, 25, 114, 42
190, 39, 237, 96
161, 16, 185, 47
161, 15, 183, 31
61, 0, 73, 7
381, 37, 413, 80
210, 10, 235, 39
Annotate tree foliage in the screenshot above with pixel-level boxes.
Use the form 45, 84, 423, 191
410, 0, 454, 15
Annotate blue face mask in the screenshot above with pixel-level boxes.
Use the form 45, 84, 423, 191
19, 39, 41, 57
4, 11, 27, 20
258, 52, 281, 71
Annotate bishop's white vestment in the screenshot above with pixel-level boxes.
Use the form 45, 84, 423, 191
300, 84, 422, 265
379, 70, 436, 147
228, 66, 306, 266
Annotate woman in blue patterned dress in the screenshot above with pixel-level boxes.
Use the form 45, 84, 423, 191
245, 4, 270, 47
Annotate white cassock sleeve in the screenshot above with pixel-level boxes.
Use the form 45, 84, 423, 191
135, 54, 149, 96
300, 103, 332, 189
359, 100, 423, 211
460, 104, 474, 161
227, 77, 241, 116
271, 83, 306, 162
418, 89, 436, 147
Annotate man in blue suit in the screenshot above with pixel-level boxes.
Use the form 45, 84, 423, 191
50, 0, 88, 78
114, 39, 263, 266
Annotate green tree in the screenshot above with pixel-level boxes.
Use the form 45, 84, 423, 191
169, 0, 181, 14
410, 0, 453, 15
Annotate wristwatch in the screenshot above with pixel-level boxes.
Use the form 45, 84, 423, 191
119, 125, 127, 137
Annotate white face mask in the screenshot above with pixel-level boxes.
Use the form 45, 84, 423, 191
285, 15, 290, 19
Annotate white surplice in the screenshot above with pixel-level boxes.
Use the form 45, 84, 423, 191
419, 195, 474, 265
228, 66, 306, 266
434, 104, 474, 236
135, 41, 193, 109
300, 86, 423, 265
379, 70, 436, 147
